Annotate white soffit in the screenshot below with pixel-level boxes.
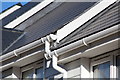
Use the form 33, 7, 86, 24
4, 0, 54, 28
56, 0, 117, 42
0, 5, 21, 20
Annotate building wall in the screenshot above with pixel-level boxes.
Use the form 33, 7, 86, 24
2, 49, 120, 79
54, 49, 119, 79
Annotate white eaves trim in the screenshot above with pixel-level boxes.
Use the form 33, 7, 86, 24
4, 0, 54, 28
56, 0, 117, 42
0, 5, 21, 20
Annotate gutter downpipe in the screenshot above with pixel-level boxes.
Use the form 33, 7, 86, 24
45, 24, 120, 58
43, 34, 67, 79
52, 55, 67, 78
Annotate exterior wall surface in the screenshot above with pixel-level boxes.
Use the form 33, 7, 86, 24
1, 49, 120, 79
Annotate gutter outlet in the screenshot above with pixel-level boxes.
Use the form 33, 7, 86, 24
44, 34, 67, 78
45, 40, 52, 58
13, 50, 18, 56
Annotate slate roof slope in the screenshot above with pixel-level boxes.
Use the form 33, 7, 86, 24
56, 1, 120, 49
1, 28, 23, 53
3, 2, 96, 54
1, 2, 40, 27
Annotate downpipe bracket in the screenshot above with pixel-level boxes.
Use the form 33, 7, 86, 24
82, 38, 88, 46
13, 50, 18, 56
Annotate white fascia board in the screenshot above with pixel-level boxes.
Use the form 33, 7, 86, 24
56, 0, 117, 42
4, 0, 54, 28
0, 5, 21, 20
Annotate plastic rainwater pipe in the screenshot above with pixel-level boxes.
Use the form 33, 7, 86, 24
52, 55, 67, 78
43, 35, 67, 79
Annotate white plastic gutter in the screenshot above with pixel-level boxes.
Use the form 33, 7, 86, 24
4, 0, 54, 28
0, 5, 21, 20
1, 38, 43, 62
0, 50, 44, 71
1, 33, 56, 62
56, 0, 117, 42
58, 38, 120, 63
46, 24, 120, 58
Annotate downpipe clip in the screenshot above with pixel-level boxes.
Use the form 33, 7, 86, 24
13, 50, 18, 56
82, 38, 88, 46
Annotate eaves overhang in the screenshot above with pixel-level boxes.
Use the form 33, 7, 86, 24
1, 0, 117, 62
0, 0, 118, 71
0, 24, 119, 72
